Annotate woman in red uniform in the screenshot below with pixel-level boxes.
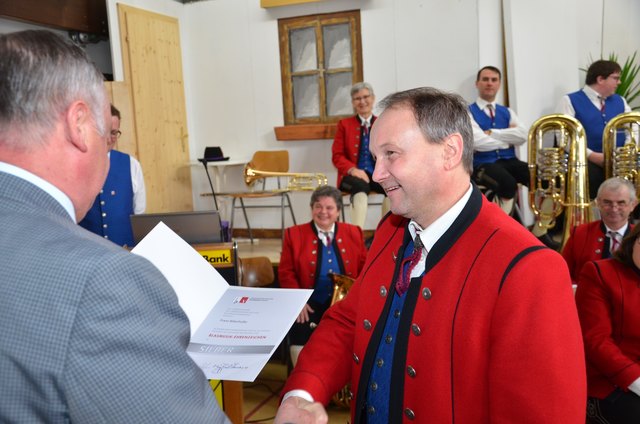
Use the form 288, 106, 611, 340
576, 224, 640, 423
279, 185, 367, 364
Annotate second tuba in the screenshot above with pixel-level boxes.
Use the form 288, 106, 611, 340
528, 114, 591, 249
603, 111, 640, 196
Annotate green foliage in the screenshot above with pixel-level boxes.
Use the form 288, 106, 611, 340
581, 52, 640, 110
608, 52, 640, 109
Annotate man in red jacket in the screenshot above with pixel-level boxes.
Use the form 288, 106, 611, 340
276, 87, 586, 423
562, 177, 636, 283
332, 82, 389, 229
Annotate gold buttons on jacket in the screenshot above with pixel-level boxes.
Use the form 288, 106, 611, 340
363, 319, 372, 331
380, 286, 387, 297
411, 323, 421, 336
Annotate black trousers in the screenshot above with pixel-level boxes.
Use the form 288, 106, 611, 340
587, 390, 640, 424
339, 174, 386, 197
473, 158, 530, 199
288, 299, 330, 345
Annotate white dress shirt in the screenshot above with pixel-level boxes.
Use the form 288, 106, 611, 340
469, 98, 528, 152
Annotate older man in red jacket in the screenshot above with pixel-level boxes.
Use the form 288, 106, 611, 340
276, 87, 586, 424
562, 177, 636, 283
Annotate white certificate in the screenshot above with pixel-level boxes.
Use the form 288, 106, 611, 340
132, 222, 312, 381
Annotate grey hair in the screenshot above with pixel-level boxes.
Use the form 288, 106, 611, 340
351, 82, 375, 98
310, 185, 343, 211
597, 177, 637, 201
377, 87, 474, 174
0, 30, 108, 148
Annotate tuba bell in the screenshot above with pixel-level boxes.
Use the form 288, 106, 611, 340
603, 111, 640, 196
528, 114, 591, 249
243, 164, 328, 191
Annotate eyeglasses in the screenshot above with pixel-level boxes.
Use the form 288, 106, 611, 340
110, 130, 122, 138
352, 94, 371, 103
599, 199, 631, 209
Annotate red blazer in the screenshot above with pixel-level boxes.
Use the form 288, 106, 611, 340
562, 221, 633, 283
331, 115, 376, 188
283, 187, 586, 423
279, 221, 367, 290
576, 259, 640, 399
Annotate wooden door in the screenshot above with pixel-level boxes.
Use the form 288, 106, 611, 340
118, 4, 193, 212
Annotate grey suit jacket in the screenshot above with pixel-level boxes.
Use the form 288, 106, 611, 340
0, 171, 229, 423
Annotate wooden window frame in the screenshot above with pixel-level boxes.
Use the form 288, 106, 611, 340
275, 10, 362, 140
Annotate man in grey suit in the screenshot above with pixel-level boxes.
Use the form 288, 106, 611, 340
0, 30, 229, 423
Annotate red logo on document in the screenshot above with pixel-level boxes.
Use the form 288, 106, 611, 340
233, 296, 250, 304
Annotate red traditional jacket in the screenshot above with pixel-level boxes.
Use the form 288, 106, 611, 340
284, 187, 586, 423
279, 221, 367, 290
576, 259, 640, 399
562, 220, 633, 283
331, 115, 376, 188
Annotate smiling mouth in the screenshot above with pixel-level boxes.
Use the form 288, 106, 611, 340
384, 185, 400, 193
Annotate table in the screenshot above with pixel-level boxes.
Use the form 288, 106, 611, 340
191, 158, 248, 209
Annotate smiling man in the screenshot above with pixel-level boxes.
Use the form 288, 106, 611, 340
332, 82, 390, 229
276, 87, 586, 424
563, 177, 637, 283
557, 60, 632, 199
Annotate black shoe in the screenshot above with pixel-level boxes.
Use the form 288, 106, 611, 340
537, 233, 561, 250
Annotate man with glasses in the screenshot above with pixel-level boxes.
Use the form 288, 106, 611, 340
332, 82, 390, 229
79, 104, 146, 246
557, 60, 631, 199
562, 177, 636, 283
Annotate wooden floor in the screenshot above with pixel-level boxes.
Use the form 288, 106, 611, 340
235, 237, 283, 264
242, 362, 350, 424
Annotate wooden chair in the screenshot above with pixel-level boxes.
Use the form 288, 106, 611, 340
237, 256, 275, 287
220, 150, 296, 243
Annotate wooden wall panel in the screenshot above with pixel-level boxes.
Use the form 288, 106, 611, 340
118, 4, 193, 213
105, 81, 138, 158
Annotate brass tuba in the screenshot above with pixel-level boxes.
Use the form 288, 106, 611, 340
243, 164, 328, 191
528, 114, 591, 248
603, 111, 640, 196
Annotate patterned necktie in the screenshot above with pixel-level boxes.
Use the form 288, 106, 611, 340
322, 231, 332, 246
487, 104, 495, 123
395, 234, 424, 295
599, 96, 606, 113
608, 231, 620, 252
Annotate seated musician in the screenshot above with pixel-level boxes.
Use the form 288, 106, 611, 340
562, 177, 636, 283
468, 66, 528, 215
575, 223, 640, 423
279, 185, 368, 365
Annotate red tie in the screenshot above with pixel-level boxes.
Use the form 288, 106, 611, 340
395, 234, 424, 295
322, 231, 331, 246
599, 96, 606, 113
608, 231, 620, 252
487, 104, 495, 123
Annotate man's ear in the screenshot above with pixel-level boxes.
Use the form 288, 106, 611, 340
65, 101, 91, 153
443, 133, 464, 170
